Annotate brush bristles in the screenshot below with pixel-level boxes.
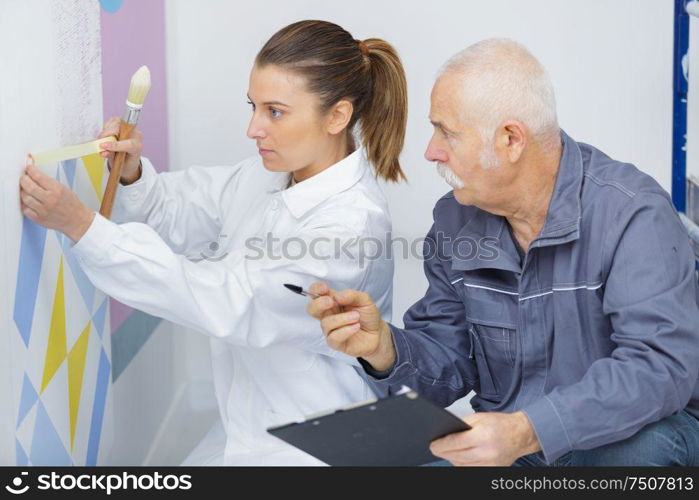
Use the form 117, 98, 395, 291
127, 65, 151, 106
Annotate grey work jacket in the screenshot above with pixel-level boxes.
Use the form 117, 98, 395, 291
362, 131, 699, 463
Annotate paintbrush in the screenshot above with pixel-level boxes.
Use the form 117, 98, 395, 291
99, 65, 151, 219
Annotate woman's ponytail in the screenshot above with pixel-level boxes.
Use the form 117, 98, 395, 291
359, 39, 408, 182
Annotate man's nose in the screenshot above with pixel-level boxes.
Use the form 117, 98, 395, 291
424, 141, 447, 163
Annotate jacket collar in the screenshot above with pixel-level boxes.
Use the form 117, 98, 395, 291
451, 130, 584, 272
279, 148, 368, 219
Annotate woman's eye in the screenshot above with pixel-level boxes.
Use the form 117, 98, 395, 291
270, 108, 282, 118
247, 100, 255, 110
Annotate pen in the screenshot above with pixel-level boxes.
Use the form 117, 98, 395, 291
283, 283, 345, 312
283, 283, 320, 299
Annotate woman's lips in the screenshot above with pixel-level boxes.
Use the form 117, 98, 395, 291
258, 148, 274, 155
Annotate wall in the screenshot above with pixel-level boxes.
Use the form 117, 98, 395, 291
0, 0, 112, 466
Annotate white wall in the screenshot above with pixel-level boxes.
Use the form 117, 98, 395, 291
164, 0, 678, 423
0, 0, 112, 465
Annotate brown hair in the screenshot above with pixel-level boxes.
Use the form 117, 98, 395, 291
256, 20, 407, 182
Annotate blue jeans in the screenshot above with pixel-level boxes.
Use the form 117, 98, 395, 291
514, 410, 699, 466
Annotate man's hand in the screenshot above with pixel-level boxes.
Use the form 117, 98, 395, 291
98, 116, 143, 185
306, 281, 396, 371
430, 411, 541, 466
19, 156, 95, 243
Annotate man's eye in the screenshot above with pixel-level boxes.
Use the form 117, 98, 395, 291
270, 108, 282, 118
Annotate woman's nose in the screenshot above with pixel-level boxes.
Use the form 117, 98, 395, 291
246, 116, 266, 140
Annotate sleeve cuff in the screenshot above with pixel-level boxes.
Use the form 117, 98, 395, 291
357, 324, 418, 384
521, 395, 574, 464
111, 156, 157, 223
70, 212, 121, 264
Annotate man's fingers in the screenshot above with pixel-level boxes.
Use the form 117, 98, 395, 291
306, 295, 336, 320
308, 281, 330, 296
320, 311, 360, 334
430, 430, 473, 455
432, 450, 475, 467
334, 288, 374, 308
325, 323, 361, 350
462, 413, 484, 428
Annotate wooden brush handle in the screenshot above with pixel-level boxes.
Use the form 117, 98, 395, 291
99, 120, 136, 219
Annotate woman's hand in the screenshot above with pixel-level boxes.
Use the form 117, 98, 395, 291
19, 155, 95, 243
98, 116, 143, 184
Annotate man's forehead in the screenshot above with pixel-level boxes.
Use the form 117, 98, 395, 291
430, 74, 470, 131
429, 95, 460, 131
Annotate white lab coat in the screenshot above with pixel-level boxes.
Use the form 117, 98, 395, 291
70, 148, 394, 465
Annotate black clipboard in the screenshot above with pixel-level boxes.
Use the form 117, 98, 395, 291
266, 390, 470, 466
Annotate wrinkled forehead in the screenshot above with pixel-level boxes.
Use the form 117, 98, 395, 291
430, 73, 469, 130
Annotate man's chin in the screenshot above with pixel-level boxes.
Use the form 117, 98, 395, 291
452, 188, 472, 206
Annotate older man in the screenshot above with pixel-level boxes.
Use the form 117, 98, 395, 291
307, 38, 699, 466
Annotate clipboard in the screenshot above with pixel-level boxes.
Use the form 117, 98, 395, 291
266, 390, 470, 466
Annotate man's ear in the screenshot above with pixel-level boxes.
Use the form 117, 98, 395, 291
327, 99, 354, 135
498, 121, 526, 163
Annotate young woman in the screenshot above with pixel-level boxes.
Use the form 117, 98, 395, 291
19, 20, 407, 465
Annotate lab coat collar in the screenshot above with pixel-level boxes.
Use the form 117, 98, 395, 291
281, 148, 368, 219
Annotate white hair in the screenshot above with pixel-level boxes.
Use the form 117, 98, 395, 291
437, 38, 560, 155
436, 162, 465, 189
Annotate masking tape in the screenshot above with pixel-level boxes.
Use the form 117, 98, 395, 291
31, 136, 117, 166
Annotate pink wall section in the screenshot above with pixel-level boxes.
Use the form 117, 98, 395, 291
100, 0, 169, 333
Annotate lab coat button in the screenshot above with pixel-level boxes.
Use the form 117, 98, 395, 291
129, 191, 140, 201
270, 199, 279, 210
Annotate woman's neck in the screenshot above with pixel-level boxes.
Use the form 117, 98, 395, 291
292, 136, 352, 183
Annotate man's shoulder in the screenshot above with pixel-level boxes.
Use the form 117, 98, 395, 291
578, 141, 669, 204
576, 141, 679, 242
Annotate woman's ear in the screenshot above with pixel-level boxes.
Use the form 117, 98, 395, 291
326, 100, 354, 135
